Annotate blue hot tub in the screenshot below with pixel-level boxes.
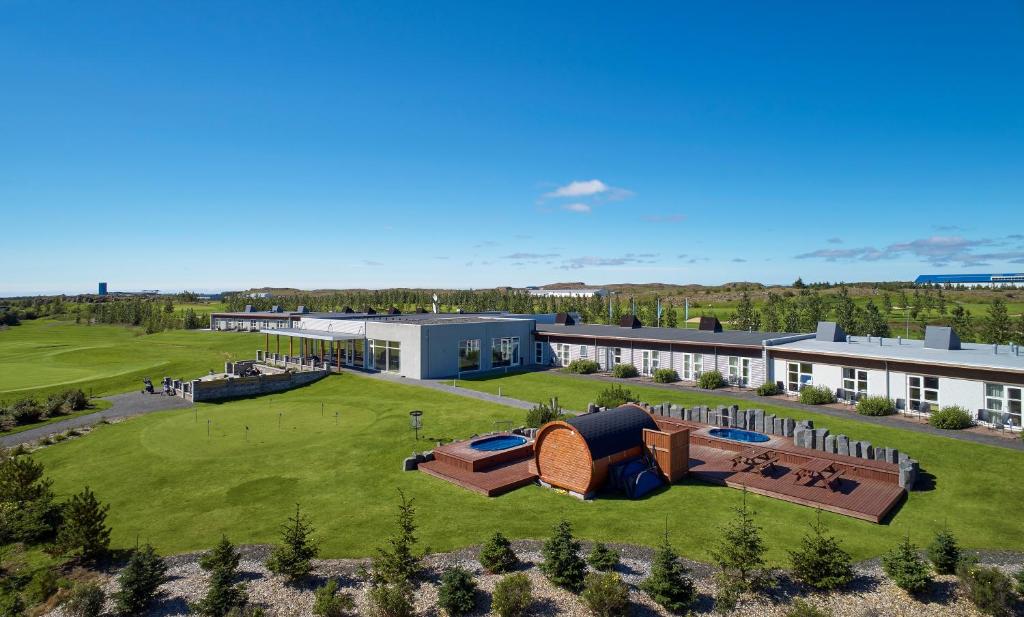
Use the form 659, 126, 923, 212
469, 435, 528, 452
708, 428, 770, 444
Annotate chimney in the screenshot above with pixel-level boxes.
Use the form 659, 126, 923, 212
924, 325, 961, 350
816, 321, 847, 342
698, 316, 723, 333
619, 315, 642, 329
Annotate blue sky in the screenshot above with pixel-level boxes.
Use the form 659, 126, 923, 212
2, 1, 1023, 295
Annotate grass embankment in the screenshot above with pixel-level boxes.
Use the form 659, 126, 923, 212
30, 372, 1024, 564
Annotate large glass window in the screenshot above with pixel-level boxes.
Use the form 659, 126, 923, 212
534, 341, 544, 364
985, 384, 1022, 428
728, 357, 751, 386
842, 368, 868, 397
907, 375, 939, 412
787, 362, 813, 392
491, 337, 520, 368
369, 339, 400, 372
641, 350, 660, 375
579, 345, 588, 358
554, 343, 571, 367
346, 340, 364, 366
459, 339, 481, 372
681, 353, 703, 380
612, 348, 623, 365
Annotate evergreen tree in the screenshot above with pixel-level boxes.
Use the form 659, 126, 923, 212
437, 567, 478, 617
710, 490, 767, 593
798, 292, 827, 332
1014, 314, 1024, 346
113, 544, 168, 615
787, 511, 853, 591
587, 542, 620, 572
926, 527, 961, 575
881, 535, 932, 595
478, 531, 519, 574
733, 292, 760, 331
833, 287, 857, 334
266, 504, 319, 583
981, 298, 1012, 343
950, 304, 974, 341
760, 293, 785, 332
792, 277, 806, 289
640, 526, 695, 613
0, 454, 59, 543
540, 520, 586, 592
370, 489, 421, 586
312, 579, 355, 617
858, 300, 890, 338
881, 293, 894, 315
57, 486, 111, 561
192, 535, 248, 616
664, 301, 678, 328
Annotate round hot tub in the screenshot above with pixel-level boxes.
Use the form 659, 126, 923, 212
708, 428, 770, 444
469, 435, 528, 452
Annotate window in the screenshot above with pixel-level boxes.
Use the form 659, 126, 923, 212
492, 337, 520, 368
369, 339, 400, 372
554, 343, 571, 367
842, 368, 868, 397
641, 350, 660, 375
612, 348, 623, 365
985, 384, 1022, 428
681, 353, 703, 380
346, 340, 364, 366
579, 345, 588, 358
534, 341, 544, 364
907, 375, 939, 412
787, 362, 813, 392
249, 319, 257, 330
728, 357, 751, 386
458, 339, 481, 372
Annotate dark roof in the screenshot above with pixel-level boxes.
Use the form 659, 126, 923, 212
619, 315, 642, 328
915, 273, 1024, 284
566, 405, 657, 459
698, 316, 723, 332
536, 323, 807, 348
387, 307, 401, 315
555, 312, 575, 325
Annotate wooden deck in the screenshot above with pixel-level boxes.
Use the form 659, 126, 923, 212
419, 458, 537, 496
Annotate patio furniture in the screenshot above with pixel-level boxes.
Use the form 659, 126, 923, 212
792, 458, 841, 489
730, 446, 772, 471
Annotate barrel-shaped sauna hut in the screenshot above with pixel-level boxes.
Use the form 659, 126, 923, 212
534, 404, 658, 497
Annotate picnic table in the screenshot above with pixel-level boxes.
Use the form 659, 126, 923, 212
793, 458, 843, 490
730, 447, 777, 475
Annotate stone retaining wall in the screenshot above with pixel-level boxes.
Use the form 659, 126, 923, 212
188, 366, 328, 402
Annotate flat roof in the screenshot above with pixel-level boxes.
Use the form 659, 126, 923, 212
536, 323, 809, 348
258, 328, 363, 341
775, 336, 1024, 373
914, 273, 1024, 284
213, 312, 298, 318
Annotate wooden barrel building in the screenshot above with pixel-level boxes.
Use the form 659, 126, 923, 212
534, 404, 659, 497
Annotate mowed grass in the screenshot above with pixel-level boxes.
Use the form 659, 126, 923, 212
31, 372, 1024, 564
0, 319, 261, 400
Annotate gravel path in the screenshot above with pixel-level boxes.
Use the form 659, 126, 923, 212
0, 391, 192, 448
43, 543, 1024, 617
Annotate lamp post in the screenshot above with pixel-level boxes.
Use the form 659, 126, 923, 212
409, 410, 423, 440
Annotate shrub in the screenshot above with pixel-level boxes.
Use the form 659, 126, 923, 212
478, 531, 518, 574
62, 389, 89, 411
784, 599, 832, 617
756, 382, 780, 396
595, 385, 637, 408
45, 393, 68, 417
566, 359, 600, 374
856, 396, 896, 416
698, 370, 724, 390
0, 454, 60, 543
57, 486, 111, 561
491, 573, 532, 617
313, 579, 355, 617
881, 536, 932, 595
437, 567, 477, 617
63, 582, 105, 617
113, 544, 168, 615
611, 363, 638, 378
798, 385, 835, 405
192, 535, 248, 616
1015, 568, 1024, 596
926, 527, 961, 575
24, 567, 60, 605
369, 489, 420, 586
652, 368, 679, 384
266, 504, 319, 583
788, 513, 853, 591
587, 542, 620, 572
10, 399, 42, 425
0, 594, 25, 617
928, 406, 973, 430
581, 571, 630, 617
525, 400, 563, 428
540, 520, 586, 592
957, 562, 1015, 617
641, 529, 695, 613
365, 581, 413, 617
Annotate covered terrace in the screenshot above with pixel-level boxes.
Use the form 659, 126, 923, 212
258, 324, 365, 373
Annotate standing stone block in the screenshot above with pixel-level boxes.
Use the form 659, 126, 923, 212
861, 442, 874, 460
874, 447, 887, 461
764, 414, 776, 435
824, 434, 838, 454
887, 448, 899, 464
850, 440, 861, 458
793, 427, 807, 448
837, 435, 850, 457
813, 429, 830, 450
784, 418, 796, 437
707, 410, 719, 426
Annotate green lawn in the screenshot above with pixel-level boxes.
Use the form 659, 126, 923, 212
0, 319, 261, 400
30, 372, 1024, 564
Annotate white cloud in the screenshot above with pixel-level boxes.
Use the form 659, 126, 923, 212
563, 203, 592, 214
545, 179, 609, 198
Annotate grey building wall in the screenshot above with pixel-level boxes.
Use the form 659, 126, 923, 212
420, 319, 536, 379
363, 321, 425, 379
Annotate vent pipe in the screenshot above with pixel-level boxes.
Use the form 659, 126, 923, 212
993, 344, 999, 355
867, 335, 872, 343
898, 336, 902, 345
846, 335, 851, 343
879, 336, 883, 346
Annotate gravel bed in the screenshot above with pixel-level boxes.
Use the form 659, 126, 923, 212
43, 543, 1023, 616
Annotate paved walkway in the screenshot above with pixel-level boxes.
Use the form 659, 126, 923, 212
365, 371, 538, 411
1, 392, 193, 448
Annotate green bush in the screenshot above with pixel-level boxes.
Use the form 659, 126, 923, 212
369, 490, 421, 586
928, 406, 973, 430
540, 520, 586, 592
366, 581, 413, 617
566, 359, 600, 374
756, 382, 780, 396
652, 368, 679, 384
491, 573, 532, 617
266, 504, 319, 583
312, 579, 355, 617
586, 542, 620, 572
57, 486, 111, 561
10, 399, 42, 425
580, 572, 630, 617
24, 568, 60, 605
1016, 568, 1024, 596
44, 393, 68, 417
611, 363, 638, 378
525, 400, 563, 428
595, 385, 637, 409
63, 582, 105, 617
641, 530, 695, 613
698, 370, 724, 390
437, 567, 477, 617
788, 514, 853, 591
0, 454, 60, 544
957, 562, 1016, 617
478, 531, 518, 574
62, 389, 89, 412
856, 396, 896, 416
113, 544, 168, 615
0, 594, 25, 617
881, 536, 932, 595
784, 599, 831, 617
192, 535, 248, 616
926, 528, 961, 575
798, 385, 835, 405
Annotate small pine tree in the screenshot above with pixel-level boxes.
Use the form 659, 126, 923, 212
788, 511, 853, 591
266, 504, 319, 583
640, 526, 696, 614
478, 531, 519, 574
113, 543, 168, 615
882, 535, 932, 595
710, 490, 767, 593
926, 527, 961, 575
63, 582, 105, 617
370, 489, 421, 586
192, 535, 248, 616
580, 571, 630, 617
366, 580, 414, 617
587, 542, 620, 572
491, 573, 532, 617
540, 520, 587, 592
57, 486, 111, 561
437, 566, 477, 617
312, 579, 355, 617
